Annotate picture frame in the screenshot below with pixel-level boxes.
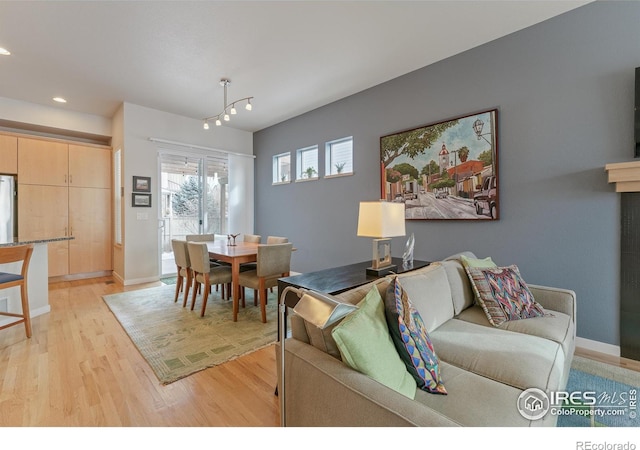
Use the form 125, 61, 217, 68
132, 193, 152, 207
380, 108, 499, 221
133, 176, 151, 193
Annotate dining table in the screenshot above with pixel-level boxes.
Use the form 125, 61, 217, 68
205, 240, 260, 322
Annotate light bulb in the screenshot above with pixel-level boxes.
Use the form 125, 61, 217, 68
215, 118, 222, 126
245, 100, 252, 111
203, 121, 209, 130
230, 105, 237, 115
224, 113, 230, 121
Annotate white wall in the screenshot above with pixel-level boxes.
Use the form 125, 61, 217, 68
121, 102, 254, 284
0, 96, 111, 137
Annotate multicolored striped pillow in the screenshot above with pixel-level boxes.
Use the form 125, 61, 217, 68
384, 277, 447, 395
465, 265, 546, 327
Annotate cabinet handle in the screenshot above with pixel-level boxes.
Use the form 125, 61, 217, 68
70, 226, 73, 236
70, 174, 73, 184
65, 227, 67, 236
64, 175, 67, 184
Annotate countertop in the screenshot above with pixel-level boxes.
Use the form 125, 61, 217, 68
0, 236, 74, 248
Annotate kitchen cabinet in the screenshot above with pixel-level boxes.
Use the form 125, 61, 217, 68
69, 187, 111, 274
15, 134, 112, 278
17, 184, 70, 276
17, 137, 69, 186
0, 135, 17, 174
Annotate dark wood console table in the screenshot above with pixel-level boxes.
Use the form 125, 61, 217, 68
278, 257, 430, 312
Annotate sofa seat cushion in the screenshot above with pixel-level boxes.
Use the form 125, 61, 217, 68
456, 305, 575, 360
415, 361, 555, 427
429, 319, 565, 392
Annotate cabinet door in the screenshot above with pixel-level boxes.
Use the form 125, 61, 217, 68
18, 184, 69, 276
18, 138, 68, 186
0, 135, 18, 174
69, 187, 112, 274
68, 144, 111, 189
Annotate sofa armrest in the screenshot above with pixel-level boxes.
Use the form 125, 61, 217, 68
277, 339, 460, 427
528, 284, 576, 320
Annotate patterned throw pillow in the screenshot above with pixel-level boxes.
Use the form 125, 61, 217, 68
465, 265, 546, 327
384, 277, 447, 395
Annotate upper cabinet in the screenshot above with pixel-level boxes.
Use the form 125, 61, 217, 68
69, 144, 111, 189
18, 137, 69, 186
0, 135, 18, 174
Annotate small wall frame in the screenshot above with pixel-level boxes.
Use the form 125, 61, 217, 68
132, 193, 152, 207
133, 176, 151, 192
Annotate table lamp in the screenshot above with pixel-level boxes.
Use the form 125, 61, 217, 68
357, 200, 406, 276
278, 286, 358, 427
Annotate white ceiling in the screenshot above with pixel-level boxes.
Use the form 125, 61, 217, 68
0, 1, 591, 133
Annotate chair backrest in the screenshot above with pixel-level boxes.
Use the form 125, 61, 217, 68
171, 239, 190, 269
243, 234, 261, 243
266, 236, 288, 244
187, 242, 210, 274
256, 242, 293, 278
0, 244, 33, 279
186, 234, 215, 242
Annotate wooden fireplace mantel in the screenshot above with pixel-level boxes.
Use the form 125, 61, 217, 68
605, 160, 640, 192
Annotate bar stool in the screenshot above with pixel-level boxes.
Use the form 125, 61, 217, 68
0, 244, 34, 338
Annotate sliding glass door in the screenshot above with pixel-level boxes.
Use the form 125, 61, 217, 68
159, 152, 228, 276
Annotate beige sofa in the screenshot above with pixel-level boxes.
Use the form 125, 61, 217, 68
280, 252, 576, 427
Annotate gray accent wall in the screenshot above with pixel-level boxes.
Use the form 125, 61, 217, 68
253, 1, 639, 347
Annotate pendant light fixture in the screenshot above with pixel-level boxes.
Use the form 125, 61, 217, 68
202, 78, 253, 130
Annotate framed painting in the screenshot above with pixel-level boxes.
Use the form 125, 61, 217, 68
132, 193, 152, 207
133, 176, 151, 193
380, 108, 499, 220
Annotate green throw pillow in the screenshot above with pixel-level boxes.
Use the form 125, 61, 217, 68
460, 254, 497, 269
332, 285, 417, 399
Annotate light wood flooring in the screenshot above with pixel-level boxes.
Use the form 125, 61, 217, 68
0, 276, 279, 427
1, 275, 638, 427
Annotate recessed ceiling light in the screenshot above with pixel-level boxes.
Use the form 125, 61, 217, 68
53, 97, 67, 103
0, 48, 10, 56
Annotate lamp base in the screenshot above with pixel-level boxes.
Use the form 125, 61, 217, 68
366, 264, 397, 277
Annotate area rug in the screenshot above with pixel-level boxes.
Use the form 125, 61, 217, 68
102, 284, 278, 384
558, 355, 640, 427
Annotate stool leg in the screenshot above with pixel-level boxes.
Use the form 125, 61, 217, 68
20, 283, 32, 338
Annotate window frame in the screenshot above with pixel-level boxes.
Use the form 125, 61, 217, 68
295, 145, 319, 182
272, 151, 291, 185
325, 136, 354, 178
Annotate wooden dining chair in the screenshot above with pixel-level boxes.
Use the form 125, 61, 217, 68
238, 242, 293, 323
170, 239, 192, 307
0, 244, 34, 338
187, 241, 233, 317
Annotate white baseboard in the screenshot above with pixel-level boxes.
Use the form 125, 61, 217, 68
122, 275, 160, 286
575, 336, 621, 357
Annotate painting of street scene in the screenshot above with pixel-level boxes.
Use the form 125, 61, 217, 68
380, 109, 498, 220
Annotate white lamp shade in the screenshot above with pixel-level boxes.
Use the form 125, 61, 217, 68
357, 201, 406, 238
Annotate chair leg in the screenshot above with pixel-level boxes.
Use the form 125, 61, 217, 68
174, 269, 183, 303
221, 283, 225, 299
259, 279, 267, 323
20, 283, 32, 338
191, 277, 199, 311
200, 276, 211, 317
254, 289, 258, 307
183, 270, 192, 307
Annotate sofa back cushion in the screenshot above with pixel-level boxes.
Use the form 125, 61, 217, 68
441, 251, 478, 315
394, 263, 454, 333
292, 277, 391, 360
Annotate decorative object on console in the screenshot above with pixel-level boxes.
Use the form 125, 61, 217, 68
465, 264, 546, 327
402, 233, 415, 268
380, 108, 498, 221
202, 78, 253, 130
278, 286, 358, 427
385, 277, 447, 394
357, 200, 406, 276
